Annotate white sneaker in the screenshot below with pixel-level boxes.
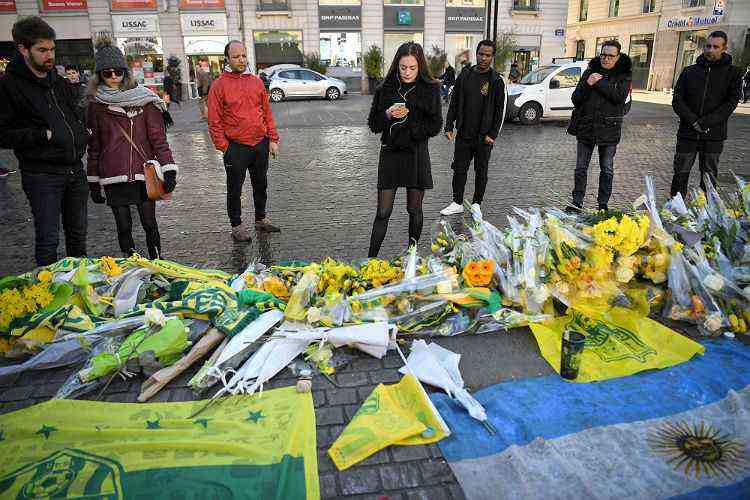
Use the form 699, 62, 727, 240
440, 202, 464, 216
471, 203, 482, 219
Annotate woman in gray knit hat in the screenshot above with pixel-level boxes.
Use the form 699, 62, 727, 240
86, 34, 177, 259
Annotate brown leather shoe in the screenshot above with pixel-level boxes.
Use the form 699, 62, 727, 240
255, 217, 281, 232
231, 223, 252, 242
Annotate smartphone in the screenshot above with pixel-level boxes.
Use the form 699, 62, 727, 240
393, 102, 406, 108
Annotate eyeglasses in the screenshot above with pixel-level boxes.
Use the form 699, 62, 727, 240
101, 69, 124, 79
704, 44, 723, 49
600, 53, 619, 60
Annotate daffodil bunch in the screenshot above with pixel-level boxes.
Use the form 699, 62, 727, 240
359, 259, 403, 289
0, 282, 54, 332
589, 214, 650, 258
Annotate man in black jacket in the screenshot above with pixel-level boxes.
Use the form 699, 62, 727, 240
441, 40, 506, 217
567, 40, 632, 212
0, 17, 90, 266
670, 31, 742, 198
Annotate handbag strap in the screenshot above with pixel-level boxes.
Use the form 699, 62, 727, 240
113, 120, 150, 163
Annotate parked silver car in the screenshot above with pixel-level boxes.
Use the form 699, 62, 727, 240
268, 68, 347, 102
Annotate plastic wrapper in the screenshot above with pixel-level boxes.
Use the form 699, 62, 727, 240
489, 308, 554, 331
0, 338, 89, 378
664, 251, 726, 334
393, 300, 451, 333
285, 270, 320, 321
54, 336, 119, 399
431, 219, 464, 265
350, 270, 453, 304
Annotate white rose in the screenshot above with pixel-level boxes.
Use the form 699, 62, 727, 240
702, 274, 724, 292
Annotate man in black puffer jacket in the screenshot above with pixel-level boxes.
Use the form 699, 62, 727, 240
0, 17, 90, 266
670, 30, 743, 198
567, 40, 632, 212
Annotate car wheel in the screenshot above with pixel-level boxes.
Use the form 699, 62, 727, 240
270, 88, 285, 102
326, 87, 341, 101
519, 102, 542, 125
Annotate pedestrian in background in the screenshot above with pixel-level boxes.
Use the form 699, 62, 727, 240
0, 17, 89, 266
441, 40, 506, 218
163, 72, 174, 110
509, 61, 521, 83
670, 30, 742, 198
197, 63, 211, 120
743, 65, 749, 104
367, 41, 442, 258
566, 40, 632, 212
439, 63, 455, 103
208, 40, 281, 243
65, 64, 88, 124
86, 34, 177, 259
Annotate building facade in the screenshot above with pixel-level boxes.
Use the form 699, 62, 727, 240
565, 0, 749, 90
0, 0, 568, 94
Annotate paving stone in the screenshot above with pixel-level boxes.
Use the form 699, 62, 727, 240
339, 467, 382, 495
357, 448, 391, 466
343, 404, 361, 420
317, 406, 345, 426
418, 460, 452, 484
0, 385, 34, 402
0, 372, 20, 388
405, 487, 451, 500
105, 392, 138, 403
317, 427, 332, 449
379, 463, 421, 490
336, 372, 370, 388
327, 388, 359, 406
32, 383, 62, 399
320, 472, 339, 499
391, 445, 430, 463
382, 355, 404, 369
169, 388, 195, 402
427, 444, 444, 459
351, 357, 383, 371
357, 385, 378, 400
368, 370, 401, 384
318, 449, 336, 473
449, 484, 467, 500
313, 390, 327, 408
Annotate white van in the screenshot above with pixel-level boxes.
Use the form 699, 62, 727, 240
505, 60, 590, 125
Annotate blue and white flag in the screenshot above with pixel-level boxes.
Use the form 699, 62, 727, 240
432, 341, 750, 500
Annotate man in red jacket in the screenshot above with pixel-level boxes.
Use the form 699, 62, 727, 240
208, 40, 280, 241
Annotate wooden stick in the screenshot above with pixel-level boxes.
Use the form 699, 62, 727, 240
138, 328, 225, 402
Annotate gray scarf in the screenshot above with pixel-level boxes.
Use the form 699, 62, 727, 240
95, 85, 167, 113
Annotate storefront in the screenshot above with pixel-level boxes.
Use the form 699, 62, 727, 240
383, 0, 424, 67
113, 14, 164, 91
0, 1, 16, 73
629, 33, 654, 90
39, 0, 95, 73
253, 30, 303, 71
514, 35, 542, 76
319, 1, 361, 90
181, 12, 228, 97
445, 0, 485, 71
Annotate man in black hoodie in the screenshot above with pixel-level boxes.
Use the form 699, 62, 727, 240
441, 40, 506, 217
567, 40, 632, 212
670, 31, 743, 198
0, 17, 89, 266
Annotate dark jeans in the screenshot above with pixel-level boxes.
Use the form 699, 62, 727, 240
572, 141, 617, 207
670, 139, 723, 198
21, 168, 87, 266
223, 138, 269, 227
451, 136, 493, 205
111, 202, 161, 259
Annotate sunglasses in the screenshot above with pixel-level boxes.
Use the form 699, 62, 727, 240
101, 69, 125, 78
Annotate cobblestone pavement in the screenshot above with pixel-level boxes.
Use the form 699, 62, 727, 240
1, 97, 750, 499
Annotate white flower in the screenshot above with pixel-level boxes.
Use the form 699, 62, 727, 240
307, 307, 322, 324
532, 285, 550, 305
615, 266, 634, 283
145, 308, 166, 327
704, 313, 723, 332
702, 274, 724, 292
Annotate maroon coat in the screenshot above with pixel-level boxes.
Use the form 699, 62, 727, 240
87, 102, 176, 186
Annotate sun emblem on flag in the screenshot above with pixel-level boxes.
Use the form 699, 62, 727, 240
648, 421, 747, 479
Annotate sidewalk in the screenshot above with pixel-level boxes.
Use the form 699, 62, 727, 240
632, 90, 750, 115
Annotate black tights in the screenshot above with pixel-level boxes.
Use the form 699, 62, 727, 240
368, 188, 424, 258
110, 202, 161, 259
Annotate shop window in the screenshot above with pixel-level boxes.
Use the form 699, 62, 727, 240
446, 0, 484, 6
579, 0, 587, 22
642, 0, 655, 13
319, 0, 360, 3
608, 0, 618, 17
630, 33, 654, 90
384, 0, 423, 5
595, 36, 618, 56
682, 0, 705, 7
513, 0, 537, 11
257, 0, 289, 11
575, 40, 585, 60
445, 33, 483, 70
383, 32, 423, 69
254, 31, 303, 68
55, 39, 95, 74
551, 67, 580, 88
320, 32, 361, 79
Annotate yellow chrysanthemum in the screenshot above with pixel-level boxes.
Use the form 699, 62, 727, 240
100, 256, 123, 277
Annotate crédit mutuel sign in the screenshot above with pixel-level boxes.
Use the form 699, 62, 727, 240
663, 14, 723, 30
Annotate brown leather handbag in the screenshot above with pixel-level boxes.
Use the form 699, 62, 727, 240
114, 121, 172, 201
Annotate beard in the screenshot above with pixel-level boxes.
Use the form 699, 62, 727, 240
29, 55, 54, 73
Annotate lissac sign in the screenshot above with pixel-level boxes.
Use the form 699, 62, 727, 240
180, 13, 228, 34
112, 14, 159, 35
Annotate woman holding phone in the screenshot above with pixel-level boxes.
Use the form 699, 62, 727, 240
366, 42, 442, 257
